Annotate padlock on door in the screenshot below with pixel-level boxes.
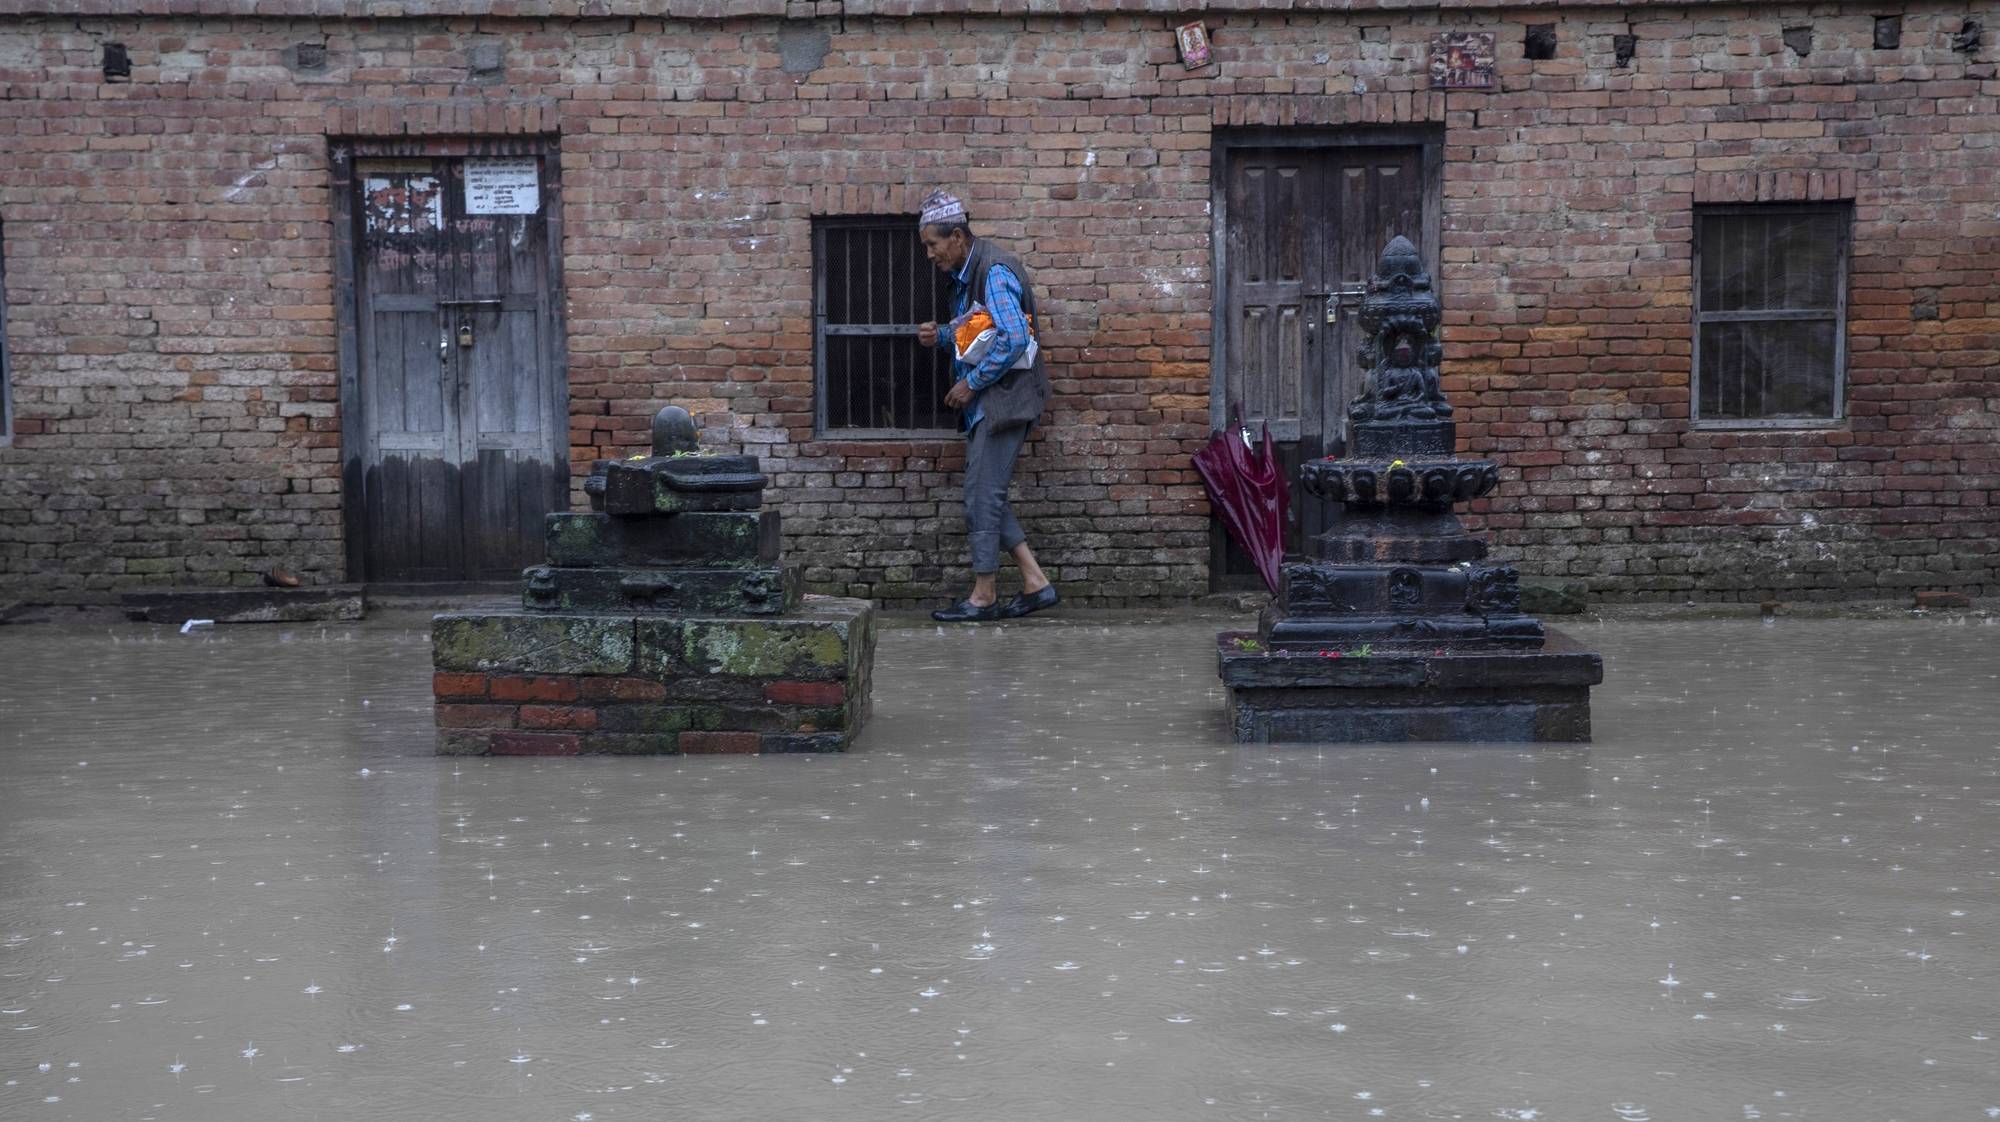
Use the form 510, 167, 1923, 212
457, 323, 474, 348
1331, 283, 1366, 324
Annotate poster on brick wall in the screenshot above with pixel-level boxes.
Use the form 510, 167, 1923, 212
465, 157, 541, 215
1429, 32, 1496, 90
1175, 22, 1212, 70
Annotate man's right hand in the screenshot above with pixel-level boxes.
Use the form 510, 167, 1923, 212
918, 321, 939, 348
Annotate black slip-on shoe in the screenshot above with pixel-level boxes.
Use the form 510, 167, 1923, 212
932, 598, 1005, 623
1000, 585, 1060, 619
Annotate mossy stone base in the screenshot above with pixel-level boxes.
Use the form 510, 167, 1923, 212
431, 597, 875, 755
432, 614, 636, 675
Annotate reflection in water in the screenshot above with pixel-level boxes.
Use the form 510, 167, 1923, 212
1, 616, 1998, 1119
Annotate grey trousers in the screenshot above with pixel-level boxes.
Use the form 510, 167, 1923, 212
964, 420, 1030, 574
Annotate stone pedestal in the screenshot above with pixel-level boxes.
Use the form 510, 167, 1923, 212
433, 599, 874, 755
1218, 631, 1598, 743
1217, 236, 1601, 743
431, 405, 876, 755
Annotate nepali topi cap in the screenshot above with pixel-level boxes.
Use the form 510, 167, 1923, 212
920, 189, 968, 227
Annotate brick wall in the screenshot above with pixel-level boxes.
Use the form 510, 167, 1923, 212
0, 3, 1995, 604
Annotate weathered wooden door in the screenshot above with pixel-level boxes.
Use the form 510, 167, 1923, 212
341, 151, 566, 582
1214, 143, 1430, 580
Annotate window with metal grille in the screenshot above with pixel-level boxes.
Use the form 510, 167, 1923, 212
814, 217, 958, 436
0, 216, 12, 445
1693, 203, 1850, 425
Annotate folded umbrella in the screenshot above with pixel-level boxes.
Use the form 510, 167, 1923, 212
1193, 414, 1290, 596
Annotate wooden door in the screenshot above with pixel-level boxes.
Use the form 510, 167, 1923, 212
1320, 148, 1428, 454
1215, 143, 1428, 580
346, 153, 565, 582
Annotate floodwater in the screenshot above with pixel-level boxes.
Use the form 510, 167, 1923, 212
2, 614, 1997, 1121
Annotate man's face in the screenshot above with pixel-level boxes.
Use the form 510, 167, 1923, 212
922, 227, 970, 275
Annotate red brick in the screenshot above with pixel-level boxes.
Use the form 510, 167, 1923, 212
1, 13, 1996, 609
435, 703, 517, 729
519, 704, 600, 731
579, 676, 670, 702
678, 731, 761, 755
490, 675, 582, 704
432, 672, 489, 700
491, 731, 583, 756
763, 680, 847, 706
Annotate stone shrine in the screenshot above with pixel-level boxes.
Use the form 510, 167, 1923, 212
1217, 237, 1601, 743
431, 406, 876, 755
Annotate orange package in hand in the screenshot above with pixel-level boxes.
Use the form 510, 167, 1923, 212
950, 303, 1039, 370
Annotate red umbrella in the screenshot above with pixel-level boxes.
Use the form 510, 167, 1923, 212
1193, 415, 1290, 595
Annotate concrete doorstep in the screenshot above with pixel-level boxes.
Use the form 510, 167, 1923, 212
119, 585, 366, 625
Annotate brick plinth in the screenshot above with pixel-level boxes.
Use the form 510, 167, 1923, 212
431, 597, 875, 756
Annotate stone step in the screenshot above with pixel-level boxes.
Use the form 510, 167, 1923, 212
1278, 560, 1524, 617
545, 510, 781, 568
121, 585, 365, 624
1260, 612, 1545, 649
520, 564, 802, 615
1216, 629, 1602, 744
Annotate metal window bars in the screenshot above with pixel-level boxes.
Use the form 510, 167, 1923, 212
1692, 205, 1850, 426
814, 219, 959, 436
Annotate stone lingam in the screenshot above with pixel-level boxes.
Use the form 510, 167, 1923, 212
431, 406, 875, 755
1217, 237, 1602, 743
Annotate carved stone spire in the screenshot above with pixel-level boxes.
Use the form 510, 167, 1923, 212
1216, 236, 1602, 743
1347, 235, 1454, 457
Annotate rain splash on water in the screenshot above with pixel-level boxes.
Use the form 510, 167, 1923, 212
1, 613, 1997, 1119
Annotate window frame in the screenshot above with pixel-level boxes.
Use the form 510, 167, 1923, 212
1690, 202, 1852, 429
812, 215, 961, 440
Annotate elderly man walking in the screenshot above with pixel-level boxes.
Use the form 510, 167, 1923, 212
915, 189, 1058, 623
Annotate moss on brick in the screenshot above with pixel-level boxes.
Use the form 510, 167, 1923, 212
681, 618, 851, 680
432, 613, 634, 675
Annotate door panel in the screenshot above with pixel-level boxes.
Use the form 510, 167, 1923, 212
1325, 154, 1425, 447
1225, 159, 1316, 444
358, 166, 459, 581
1215, 142, 1431, 585
350, 153, 564, 582
445, 158, 559, 581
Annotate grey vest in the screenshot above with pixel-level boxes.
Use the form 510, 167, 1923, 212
962, 238, 1052, 432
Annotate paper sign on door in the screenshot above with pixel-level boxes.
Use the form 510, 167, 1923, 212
465, 157, 540, 215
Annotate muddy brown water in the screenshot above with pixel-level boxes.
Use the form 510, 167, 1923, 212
2, 616, 1997, 1120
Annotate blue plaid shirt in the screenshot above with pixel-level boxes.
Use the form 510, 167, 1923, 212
939, 253, 1030, 431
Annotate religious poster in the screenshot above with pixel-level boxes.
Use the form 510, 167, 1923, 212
1429, 32, 1496, 90
1176, 22, 1212, 70
362, 175, 442, 235
465, 157, 541, 215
